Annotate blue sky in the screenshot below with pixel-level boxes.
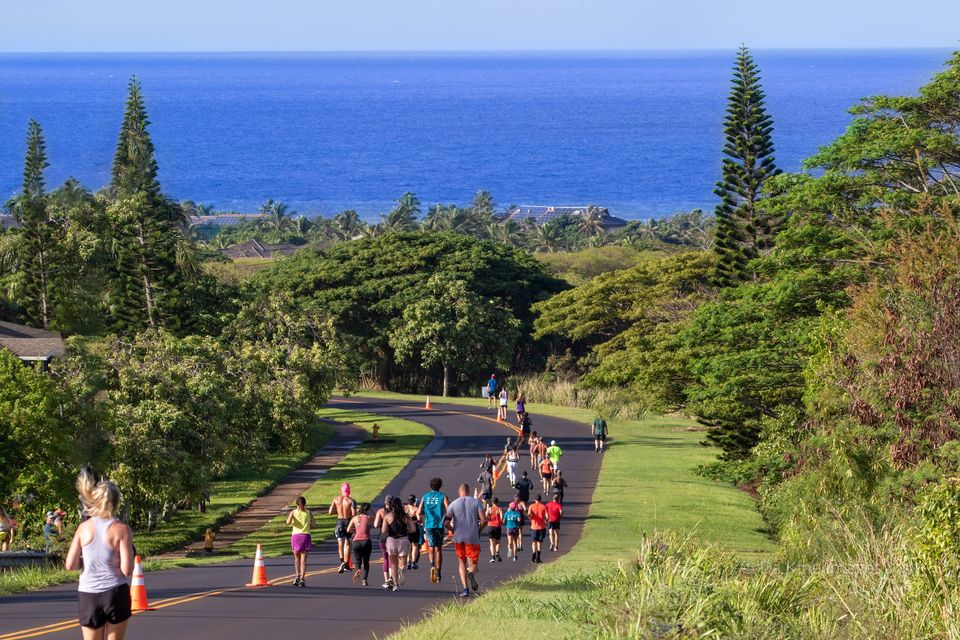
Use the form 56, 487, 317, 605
3, 0, 958, 51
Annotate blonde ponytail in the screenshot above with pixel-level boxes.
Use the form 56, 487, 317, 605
76, 469, 120, 519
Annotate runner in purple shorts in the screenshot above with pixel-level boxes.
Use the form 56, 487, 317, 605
285, 496, 315, 587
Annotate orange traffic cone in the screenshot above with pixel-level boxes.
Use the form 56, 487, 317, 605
420, 539, 429, 553
245, 544, 271, 587
130, 555, 155, 611
425, 396, 432, 410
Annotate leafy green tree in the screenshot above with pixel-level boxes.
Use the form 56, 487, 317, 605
713, 46, 780, 287
331, 210, 365, 240
390, 274, 519, 396
380, 192, 421, 232
249, 232, 566, 390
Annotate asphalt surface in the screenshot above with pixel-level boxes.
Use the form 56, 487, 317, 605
0, 397, 603, 640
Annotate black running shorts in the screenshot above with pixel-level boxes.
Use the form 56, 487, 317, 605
78, 584, 131, 629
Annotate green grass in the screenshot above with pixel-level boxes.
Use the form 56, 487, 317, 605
0, 423, 333, 593
361, 392, 776, 639
223, 408, 432, 558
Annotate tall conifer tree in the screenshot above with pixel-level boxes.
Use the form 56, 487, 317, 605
10, 120, 57, 328
713, 46, 780, 287
107, 76, 180, 331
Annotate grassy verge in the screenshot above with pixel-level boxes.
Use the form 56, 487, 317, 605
366, 393, 775, 639
0, 423, 332, 594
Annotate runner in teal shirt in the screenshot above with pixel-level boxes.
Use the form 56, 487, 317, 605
417, 477, 449, 584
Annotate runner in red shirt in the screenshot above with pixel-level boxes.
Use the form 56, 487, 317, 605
527, 495, 548, 564
545, 494, 563, 552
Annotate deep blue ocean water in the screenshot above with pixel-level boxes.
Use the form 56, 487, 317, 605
0, 50, 951, 219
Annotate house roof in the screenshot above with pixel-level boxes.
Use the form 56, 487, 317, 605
0, 321, 66, 360
505, 205, 628, 228
220, 239, 301, 260
189, 214, 269, 227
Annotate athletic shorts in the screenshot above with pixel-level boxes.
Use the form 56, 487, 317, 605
454, 542, 481, 563
335, 518, 350, 539
531, 529, 546, 542
488, 526, 502, 540
291, 533, 312, 553
595, 433, 606, 441
78, 584, 131, 629
425, 527, 445, 549
386, 536, 411, 558
506, 527, 520, 538
548, 521, 560, 531
481, 490, 492, 502
541, 472, 553, 482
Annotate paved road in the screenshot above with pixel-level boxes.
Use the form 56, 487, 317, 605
0, 397, 602, 640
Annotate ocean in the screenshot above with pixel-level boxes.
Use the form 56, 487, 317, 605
0, 50, 950, 220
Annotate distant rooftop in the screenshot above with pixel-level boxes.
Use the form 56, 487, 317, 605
190, 214, 268, 226
220, 238, 301, 260
0, 320, 66, 362
505, 205, 628, 228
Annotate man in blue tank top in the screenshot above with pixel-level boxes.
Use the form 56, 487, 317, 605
417, 477, 449, 584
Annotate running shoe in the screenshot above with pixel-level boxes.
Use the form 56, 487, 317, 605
392, 584, 400, 592
430, 566, 438, 583
362, 579, 369, 587
512, 555, 517, 561
468, 571, 479, 592
412, 562, 419, 570
338, 562, 347, 574
497, 554, 503, 562
459, 588, 470, 598
299, 579, 306, 587
352, 569, 362, 583
489, 557, 496, 563
382, 580, 392, 589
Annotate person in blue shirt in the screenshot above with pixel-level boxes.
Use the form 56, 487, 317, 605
486, 374, 498, 409
503, 501, 524, 561
417, 477, 449, 584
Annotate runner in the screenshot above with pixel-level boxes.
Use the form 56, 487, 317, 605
505, 444, 520, 487
514, 471, 533, 506
373, 495, 394, 588
503, 501, 523, 561
328, 482, 356, 573
515, 392, 526, 423
546, 494, 563, 552
347, 502, 373, 586
527, 495, 548, 563
498, 387, 509, 422
380, 497, 416, 591
477, 468, 494, 508
480, 453, 495, 476
547, 440, 564, 471
284, 496, 315, 587
417, 478, 449, 584
528, 431, 541, 469
551, 469, 568, 505
592, 414, 609, 453
519, 411, 532, 446
445, 483, 487, 597
65, 470, 134, 640
404, 495, 422, 570
539, 456, 554, 494
512, 492, 528, 551
485, 497, 503, 562
532, 435, 548, 471
486, 374, 498, 409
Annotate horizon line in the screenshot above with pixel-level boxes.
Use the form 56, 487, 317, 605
0, 46, 954, 55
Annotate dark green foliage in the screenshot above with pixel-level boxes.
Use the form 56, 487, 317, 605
249, 231, 567, 391
713, 47, 780, 287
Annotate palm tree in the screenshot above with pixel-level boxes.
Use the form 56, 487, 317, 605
259, 199, 296, 233
380, 193, 420, 233
577, 204, 606, 239
331, 210, 365, 240
532, 220, 563, 253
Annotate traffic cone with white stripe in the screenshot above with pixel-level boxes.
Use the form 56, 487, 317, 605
425, 396, 432, 410
245, 544, 271, 587
130, 555, 155, 611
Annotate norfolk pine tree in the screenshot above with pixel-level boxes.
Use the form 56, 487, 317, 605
713, 46, 780, 287
107, 76, 182, 331
7, 120, 57, 328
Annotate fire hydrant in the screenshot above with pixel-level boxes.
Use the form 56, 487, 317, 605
372, 423, 380, 441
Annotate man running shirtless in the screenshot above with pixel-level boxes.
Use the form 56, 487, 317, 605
329, 482, 356, 573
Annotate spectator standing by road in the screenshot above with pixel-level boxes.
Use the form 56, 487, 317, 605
486, 374, 498, 409
592, 415, 609, 453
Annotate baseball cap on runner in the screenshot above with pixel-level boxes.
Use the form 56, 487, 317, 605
551, 440, 556, 445
340, 482, 350, 496
509, 502, 517, 510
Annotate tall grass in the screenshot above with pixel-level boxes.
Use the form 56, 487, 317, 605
510, 373, 649, 420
